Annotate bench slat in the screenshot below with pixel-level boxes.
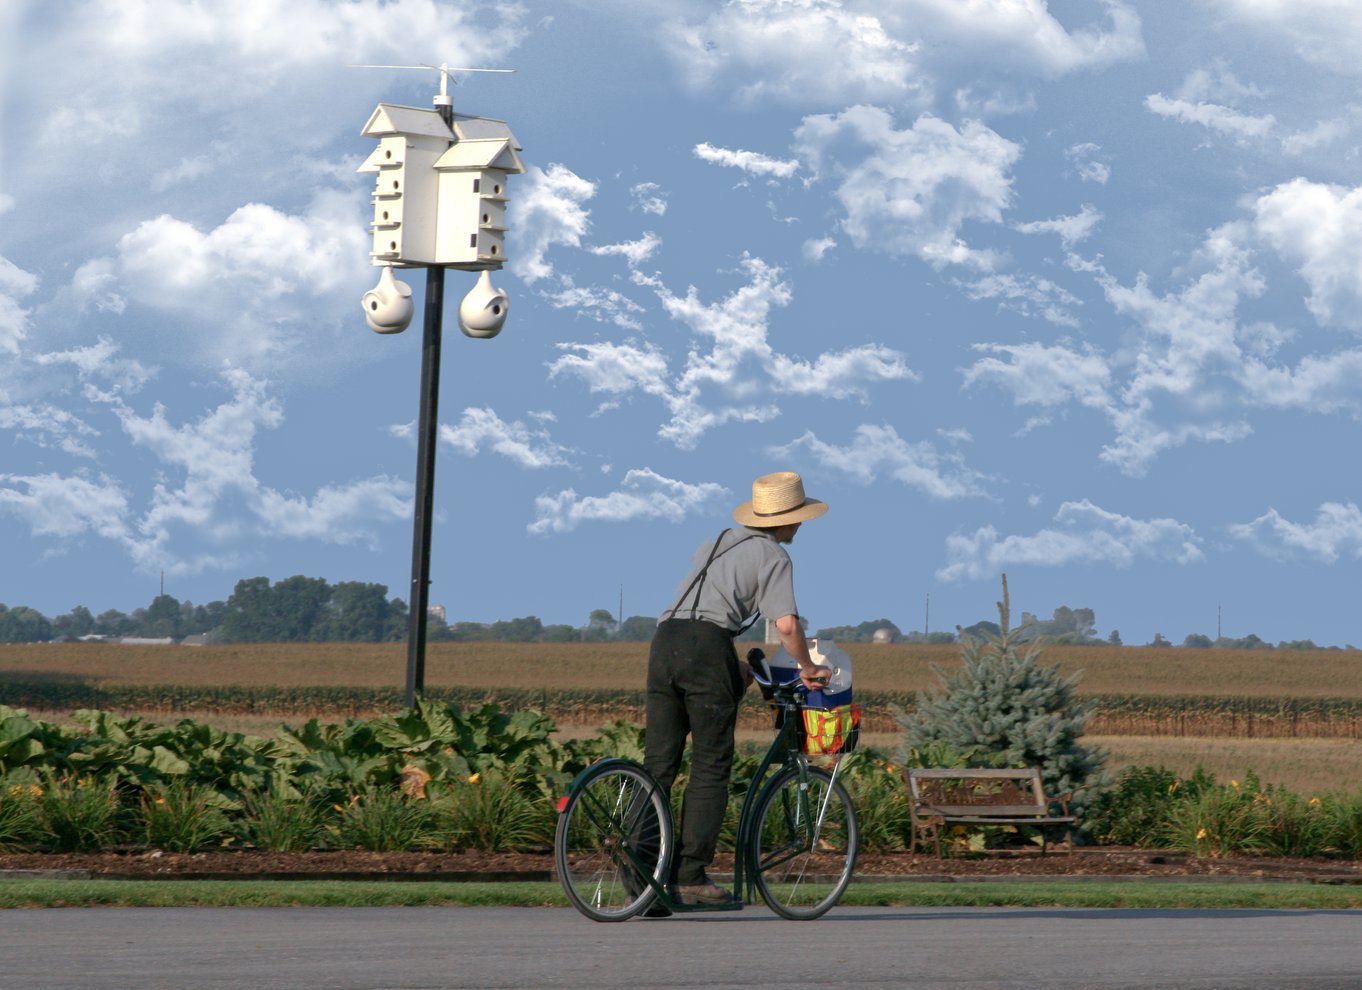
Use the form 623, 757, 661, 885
917, 804, 1053, 817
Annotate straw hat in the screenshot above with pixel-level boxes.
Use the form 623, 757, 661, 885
733, 471, 828, 527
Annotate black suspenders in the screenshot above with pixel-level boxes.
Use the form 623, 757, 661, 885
670, 528, 763, 636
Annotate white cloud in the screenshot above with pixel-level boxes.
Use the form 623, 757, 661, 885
528, 468, 727, 534
1252, 177, 1362, 330
21, 2, 530, 151
693, 142, 800, 179
657, 0, 1142, 111
962, 341, 1113, 411
1145, 93, 1275, 139
0, 256, 39, 354
1236, 348, 1362, 414
0, 368, 413, 576
1205, 0, 1362, 75
802, 237, 837, 261
631, 182, 669, 216
589, 232, 663, 268
1230, 502, 1362, 563
878, 0, 1144, 77
937, 500, 1203, 582
151, 154, 215, 193
550, 256, 914, 447
0, 471, 132, 541
662, 0, 928, 108
776, 423, 986, 501
955, 273, 1083, 327
547, 339, 672, 410
1013, 204, 1103, 248
508, 164, 596, 285
1065, 142, 1110, 184
253, 477, 410, 544
794, 108, 1020, 270
770, 345, 917, 400
542, 283, 648, 331
438, 407, 573, 469
64, 192, 368, 372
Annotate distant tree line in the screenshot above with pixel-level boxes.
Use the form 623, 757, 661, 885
0, 577, 408, 645
0, 586, 1355, 649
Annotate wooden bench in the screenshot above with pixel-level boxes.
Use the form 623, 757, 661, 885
904, 767, 1076, 856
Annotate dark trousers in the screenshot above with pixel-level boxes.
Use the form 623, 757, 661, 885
644, 618, 744, 886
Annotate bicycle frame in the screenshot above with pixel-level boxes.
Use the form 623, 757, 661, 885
633, 671, 847, 914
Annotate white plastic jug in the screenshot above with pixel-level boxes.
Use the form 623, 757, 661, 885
768, 638, 853, 709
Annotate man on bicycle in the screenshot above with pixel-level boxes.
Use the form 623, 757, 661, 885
646, 470, 832, 906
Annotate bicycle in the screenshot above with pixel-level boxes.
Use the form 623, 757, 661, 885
554, 648, 860, 922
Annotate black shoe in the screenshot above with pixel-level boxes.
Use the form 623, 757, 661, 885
675, 881, 734, 905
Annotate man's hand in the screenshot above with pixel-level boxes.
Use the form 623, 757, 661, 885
737, 659, 755, 689
800, 664, 833, 691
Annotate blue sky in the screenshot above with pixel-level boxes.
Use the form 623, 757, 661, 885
2, 0, 1360, 646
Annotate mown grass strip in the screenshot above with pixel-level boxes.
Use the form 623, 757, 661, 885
1, 878, 1359, 910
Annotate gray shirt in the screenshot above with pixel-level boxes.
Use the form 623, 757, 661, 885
659, 527, 799, 633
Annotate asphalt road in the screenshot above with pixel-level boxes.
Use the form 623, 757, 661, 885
2, 905, 1359, 989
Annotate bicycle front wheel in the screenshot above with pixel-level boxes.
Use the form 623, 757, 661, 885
554, 760, 672, 922
749, 763, 858, 920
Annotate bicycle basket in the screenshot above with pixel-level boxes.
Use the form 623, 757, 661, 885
801, 703, 862, 755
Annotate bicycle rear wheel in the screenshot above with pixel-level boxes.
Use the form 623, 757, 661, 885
749, 763, 857, 920
555, 760, 672, 922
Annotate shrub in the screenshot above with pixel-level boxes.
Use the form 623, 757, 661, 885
0, 777, 44, 851
334, 788, 444, 852
1164, 774, 1270, 857
899, 577, 1106, 814
842, 753, 913, 852
236, 786, 330, 853
1083, 765, 1214, 847
38, 774, 128, 852
138, 778, 232, 852
444, 767, 554, 853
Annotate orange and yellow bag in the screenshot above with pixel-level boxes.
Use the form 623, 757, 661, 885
801, 703, 862, 755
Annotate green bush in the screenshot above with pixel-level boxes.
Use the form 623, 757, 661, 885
0, 778, 44, 850
445, 767, 554, 853
138, 778, 232, 852
1082, 765, 1213, 847
842, 752, 913, 852
334, 788, 445, 852
899, 578, 1106, 815
235, 786, 330, 853
38, 774, 128, 852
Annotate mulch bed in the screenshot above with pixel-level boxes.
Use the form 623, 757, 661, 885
4, 848, 1361, 883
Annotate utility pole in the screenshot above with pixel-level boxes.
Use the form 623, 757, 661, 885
924, 593, 930, 637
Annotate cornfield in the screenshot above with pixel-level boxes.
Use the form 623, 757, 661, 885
4, 641, 1361, 738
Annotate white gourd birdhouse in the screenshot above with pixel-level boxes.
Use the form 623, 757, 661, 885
357, 103, 525, 269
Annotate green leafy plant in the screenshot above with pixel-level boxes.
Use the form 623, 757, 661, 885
38, 773, 128, 852
138, 778, 232, 852
334, 788, 444, 852
235, 785, 331, 852
1082, 765, 1213, 847
0, 777, 44, 850
445, 767, 554, 853
842, 753, 913, 852
1164, 773, 1269, 857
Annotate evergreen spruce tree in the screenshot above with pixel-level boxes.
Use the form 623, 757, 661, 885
901, 576, 1106, 812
